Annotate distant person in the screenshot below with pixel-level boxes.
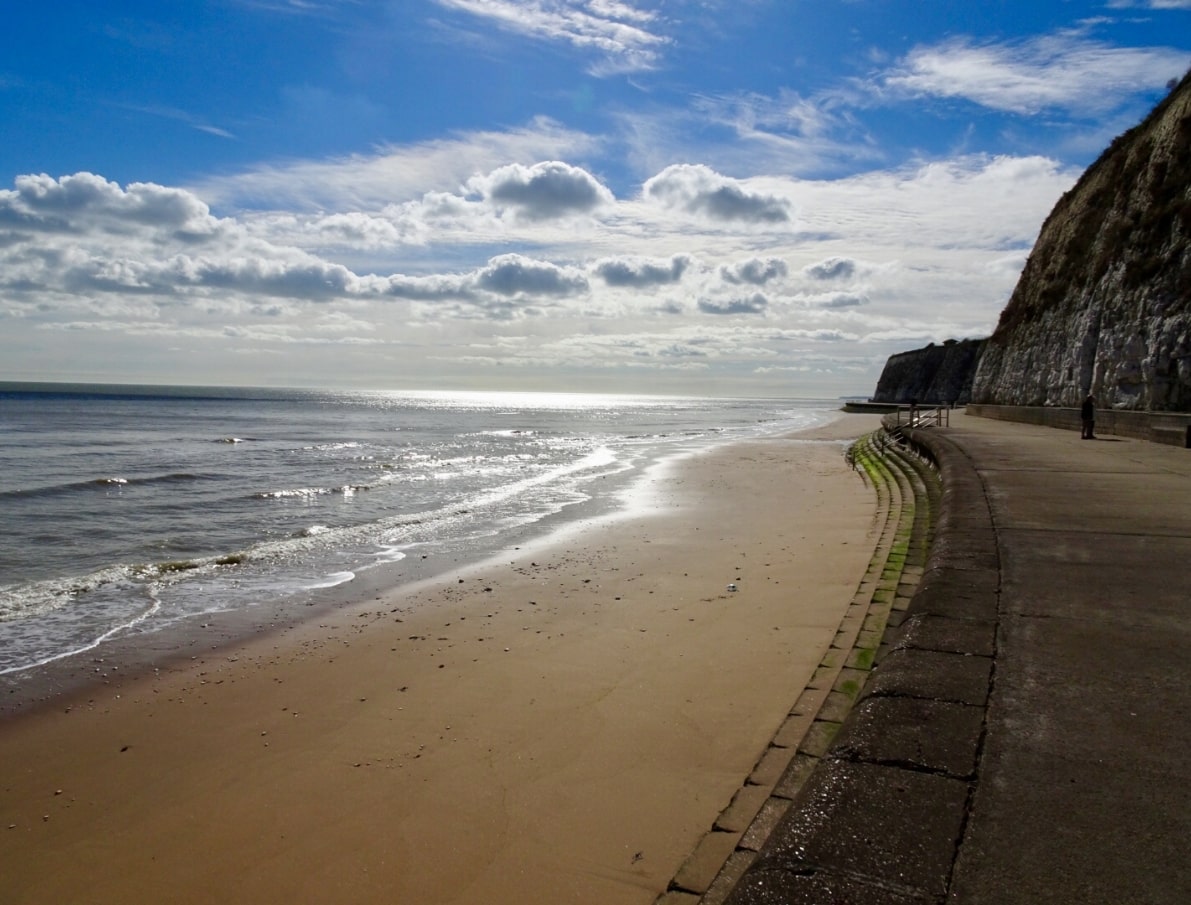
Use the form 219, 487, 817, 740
1081, 394, 1096, 439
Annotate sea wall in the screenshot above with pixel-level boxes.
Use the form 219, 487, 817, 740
965, 404, 1191, 447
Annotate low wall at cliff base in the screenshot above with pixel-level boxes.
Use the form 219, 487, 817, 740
966, 404, 1191, 447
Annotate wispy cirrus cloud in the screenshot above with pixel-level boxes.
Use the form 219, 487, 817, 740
117, 102, 235, 139
431, 0, 669, 74
881, 33, 1189, 115
191, 116, 602, 212
223, 0, 363, 17
1106, 1, 1191, 9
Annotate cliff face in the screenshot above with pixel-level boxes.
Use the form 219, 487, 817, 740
971, 72, 1191, 410
872, 339, 987, 405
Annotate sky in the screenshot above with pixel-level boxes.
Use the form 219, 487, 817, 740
1, 1, 1189, 398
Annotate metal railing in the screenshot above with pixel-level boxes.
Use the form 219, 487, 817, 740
894, 404, 951, 428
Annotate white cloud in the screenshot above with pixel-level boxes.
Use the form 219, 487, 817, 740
116, 102, 235, 139
804, 291, 868, 309
677, 89, 880, 177
785, 154, 1076, 252
698, 292, 769, 315
803, 257, 857, 281
643, 164, 792, 223
3, 172, 221, 236
720, 257, 788, 285
468, 160, 615, 221
191, 117, 601, 212
593, 253, 691, 286
882, 34, 1189, 115
0, 173, 590, 320
1107, 1, 1191, 8
0, 143, 1081, 394
472, 253, 589, 297
227, 0, 358, 16
302, 212, 412, 248
432, 0, 669, 74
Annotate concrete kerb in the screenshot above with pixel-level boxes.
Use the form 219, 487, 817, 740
721, 423, 1000, 904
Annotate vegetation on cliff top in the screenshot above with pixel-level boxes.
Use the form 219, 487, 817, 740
991, 68, 1191, 342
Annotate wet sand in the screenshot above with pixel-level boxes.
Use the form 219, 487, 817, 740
0, 414, 881, 905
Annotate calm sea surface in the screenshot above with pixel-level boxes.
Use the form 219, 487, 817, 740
0, 384, 842, 674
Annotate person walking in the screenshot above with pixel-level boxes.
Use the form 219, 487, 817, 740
1080, 393, 1096, 439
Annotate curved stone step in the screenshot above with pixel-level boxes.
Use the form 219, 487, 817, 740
657, 432, 940, 905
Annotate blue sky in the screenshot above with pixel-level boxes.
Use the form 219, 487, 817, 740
1, 1, 1188, 396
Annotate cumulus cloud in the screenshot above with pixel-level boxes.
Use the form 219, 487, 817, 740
593, 254, 691, 286
0, 142, 1082, 393
0, 173, 593, 321
191, 116, 599, 211
803, 256, 857, 281
698, 293, 769, 315
644, 164, 792, 223
472, 253, 589, 297
236, 159, 618, 256
720, 257, 788, 285
48, 249, 375, 302
2, 172, 220, 238
0, 174, 386, 303
381, 273, 471, 302
285, 210, 425, 248
469, 161, 614, 221
173, 256, 364, 301
882, 35, 1190, 115
381, 254, 592, 314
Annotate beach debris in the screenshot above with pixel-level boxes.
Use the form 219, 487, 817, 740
726, 583, 738, 592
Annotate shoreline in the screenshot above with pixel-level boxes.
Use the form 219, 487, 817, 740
0, 413, 882, 905
0, 409, 850, 719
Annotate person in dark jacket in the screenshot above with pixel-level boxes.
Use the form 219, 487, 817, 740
1081, 394, 1096, 439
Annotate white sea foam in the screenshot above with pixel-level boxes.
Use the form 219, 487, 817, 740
0, 385, 841, 674
307, 571, 355, 589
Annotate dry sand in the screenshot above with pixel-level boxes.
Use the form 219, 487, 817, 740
0, 414, 881, 905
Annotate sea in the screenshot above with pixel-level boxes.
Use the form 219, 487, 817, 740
0, 383, 843, 676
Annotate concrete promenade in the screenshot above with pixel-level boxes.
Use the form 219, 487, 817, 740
725, 411, 1191, 904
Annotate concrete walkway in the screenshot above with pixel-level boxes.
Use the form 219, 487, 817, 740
725, 411, 1191, 904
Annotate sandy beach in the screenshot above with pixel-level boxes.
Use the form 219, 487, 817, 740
0, 413, 881, 905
